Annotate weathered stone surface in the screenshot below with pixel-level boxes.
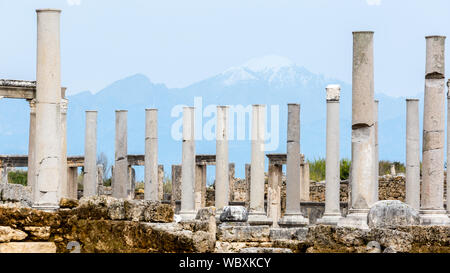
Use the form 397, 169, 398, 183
219, 206, 248, 222
59, 198, 79, 209
0, 183, 32, 207
143, 202, 174, 223
196, 207, 216, 221
217, 223, 270, 242
368, 200, 420, 229
0, 242, 56, 253
239, 247, 292, 253
269, 227, 308, 241
0, 206, 61, 228
24, 226, 51, 240
0, 226, 27, 242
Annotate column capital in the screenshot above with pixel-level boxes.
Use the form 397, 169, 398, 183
60, 98, 68, 114
28, 99, 37, 114
326, 84, 341, 101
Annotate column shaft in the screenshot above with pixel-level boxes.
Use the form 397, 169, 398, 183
113, 110, 128, 199
83, 111, 98, 197
180, 107, 196, 219
33, 9, 62, 210
144, 109, 158, 201
406, 99, 420, 210
215, 106, 229, 210
28, 99, 36, 200
267, 164, 282, 227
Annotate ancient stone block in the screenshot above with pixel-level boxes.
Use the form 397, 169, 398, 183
219, 206, 248, 222
23, 226, 51, 240
0, 242, 56, 253
59, 198, 79, 209
367, 200, 420, 229
0, 226, 27, 242
217, 223, 270, 242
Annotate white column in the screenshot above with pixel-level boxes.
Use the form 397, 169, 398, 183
113, 110, 129, 199
338, 31, 375, 229
420, 36, 449, 225
215, 106, 229, 211
447, 80, 450, 216
83, 111, 98, 197
406, 99, 421, 211
373, 100, 379, 202
318, 84, 342, 225
248, 105, 271, 225
59, 98, 68, 199
144, 109, 158, 201
179, 107, 196, 220
279, 103, 308, 226
33, 9, 62, 211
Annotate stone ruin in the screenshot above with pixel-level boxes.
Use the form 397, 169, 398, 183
0, 11, 449, 253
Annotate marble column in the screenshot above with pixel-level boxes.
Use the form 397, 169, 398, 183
245, 164, 251, 206
179, 107, 196, 220
128, 166, 136, 199
59, 99, 68, 199
113, 110, 129, 199
228, 163, 236, 202
158, 165, 164, 201
406, 99, 420, 211
267, 164, 282, 227
374, 100, 379, 202
279, 104, 308, 226
144, 109, 158, 201
67, 167, 78, 199
420, 36, 449, 225
338, 31, 375, 229
215, 106, 229, 211
28, 99, 36, 198
33, 9, 62, 211
83, 111, 97, 197
447, 80, 450, 216
97, 164, 104, 195
318, 84, 342, 225
248, 105, 271, 225
300, 156, 310, 202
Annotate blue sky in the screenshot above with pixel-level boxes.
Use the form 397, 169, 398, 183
1, 0, 449, 96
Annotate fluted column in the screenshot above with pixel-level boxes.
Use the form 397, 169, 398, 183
33, 9, 62, 211
83, 111, 98, 197
318, 85, 342, 225
420, 36, 449, 225
338, 31, 375, 229
248, 105, 271, 225
215, 106, 229, 211
179, 107, 196, 220
406, 99, 420, 210
144, 109, 158, 201
279, 104, 308, 226
28, 99, 37, 200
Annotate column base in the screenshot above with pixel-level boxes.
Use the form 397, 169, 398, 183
419, 209, 449, 225
248, 211, 272, 226
337, 211, 369, 230
316, 213, 343, 226
32, 204, 60, 212
178, 210, 197, 221
278, 213, 309, 227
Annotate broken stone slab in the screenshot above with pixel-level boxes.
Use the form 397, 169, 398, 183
219, 206, 248, 222
269, 227, 308, 241
217, 223, 270, 242
0, 242, 56, 253
239, 247, 293, 253
0, 226, 27, 242
367, 200, 420, 229
24, 226, 51, 240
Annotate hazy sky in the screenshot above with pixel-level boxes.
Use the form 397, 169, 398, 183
1, 0, 449, 96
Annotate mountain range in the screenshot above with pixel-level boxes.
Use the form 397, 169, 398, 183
0, 55, 425, 182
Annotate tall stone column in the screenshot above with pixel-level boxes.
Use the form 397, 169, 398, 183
447, 80, 450, 216
158, 165, 164, 201
67, 167, 78, 199
113, 110, 129, 199
28, 99, 36, 199
280, 104, 308, 226
83, 111, 98, 197
245, 164, 251, 206
338, 31, 375, 229
420, 36, 449, 225
179, 107, 196, 220
248, 105, 271, 225
59, 99, 68, 199
373, 100, 379, 202
318, 84, 342, 225
144, 109, 158, 201
406, 99, 420, 211
171, 165, 182, 205
300, 155, 310, 202
215, 106, 229, 211
97, 164, 104, 195
33, 9, 62, 211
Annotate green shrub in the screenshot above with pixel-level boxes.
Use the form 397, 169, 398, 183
308, 158, 326, 182
340, 159, 351, 180
8, 170, 28, 186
